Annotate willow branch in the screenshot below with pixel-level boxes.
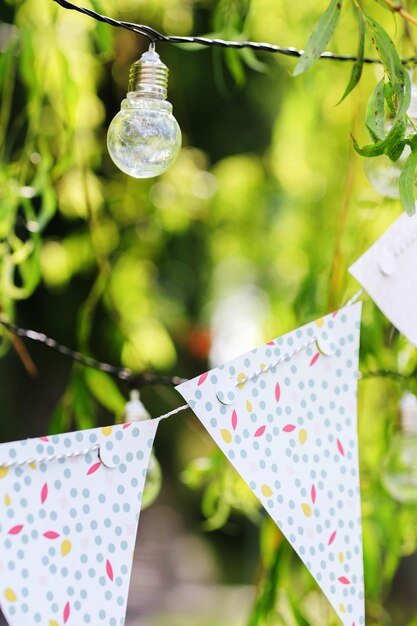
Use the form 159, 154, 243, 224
361, 366, 417, 381
382, 0, 417, 28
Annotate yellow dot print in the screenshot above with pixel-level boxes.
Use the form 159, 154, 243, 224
237, 373, 247, 390
101, 426, 113, 436
246, 400, 253, 412
220, 429, 232, 444
301, 503, 312, 518
261, 484, 273, 497
298, 429, 307, 445
61, 540, 72, 557
0, 467, 8, 480
4, 588, 17, 602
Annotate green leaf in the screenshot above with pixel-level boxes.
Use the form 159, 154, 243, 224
387, 138, 406, 162
288, 595, 315, 626
239, 47, 267, 73
353, 118, 407, 157
224, 47, 246, 86
3, 235, 42, 300
89, 0, 113, 57
84, 368, 126, 415
384, 81, 397, 117
338, 8, 365, 103
399, 143, 417, 215
142, 453, 162, 509
366, 79, 386, 141
181, 457, 214, 489
201, 480, 231, 531
366, 16, 401, 81
366, 17, 411, 120
72, 372, 96, 430
37, 187, 57, 232
48, 402, 71, 435
293, 0, 343, 76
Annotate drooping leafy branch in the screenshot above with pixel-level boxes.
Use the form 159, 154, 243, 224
295, 0, 417, 215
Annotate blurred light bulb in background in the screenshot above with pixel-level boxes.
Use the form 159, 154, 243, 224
382, 392, 417, 503
107, 45, 181, 179
364, 150, 410, 199
365, 75, 417, 199
125, 389, 162, 509
125, 389, 152, 422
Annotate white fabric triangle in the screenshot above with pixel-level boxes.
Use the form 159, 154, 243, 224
349, 212, 417, 347
0, 419, 159, 626
177, 303, 364, 626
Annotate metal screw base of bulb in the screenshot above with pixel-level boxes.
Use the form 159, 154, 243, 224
128, 46, 169, 99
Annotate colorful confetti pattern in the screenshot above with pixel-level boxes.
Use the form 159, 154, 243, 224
177, 303, 364, 626
0, 420, 159, 626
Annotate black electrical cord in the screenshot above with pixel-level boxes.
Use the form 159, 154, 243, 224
52, 0, 417, 65
0, 318, 187, 388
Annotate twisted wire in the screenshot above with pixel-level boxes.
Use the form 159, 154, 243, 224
0, 444, 100, 469
0, 291, 413, 388
0, 317, 187, 388
52, 0, 417, 65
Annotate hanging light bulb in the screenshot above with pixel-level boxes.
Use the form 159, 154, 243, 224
107, 44, 181, 179
125, 389, 162, 509
381, 392, 417, 503
125, 389, 152, 422
365, 74, 417, 199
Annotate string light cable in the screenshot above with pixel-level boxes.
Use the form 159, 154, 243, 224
50, 1, 417, 183
0, 317, 187, 389
0, 290, 362, 391
52, 0, 417, 65
1, 288, 413, 421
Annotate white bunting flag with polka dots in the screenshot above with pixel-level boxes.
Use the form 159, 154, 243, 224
349, 212, 417, 347
176, 303, 364, 626
0, 419, 159, 626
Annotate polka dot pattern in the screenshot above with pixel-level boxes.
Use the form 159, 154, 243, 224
0, 420, 158, 626
177, 303, 364, 626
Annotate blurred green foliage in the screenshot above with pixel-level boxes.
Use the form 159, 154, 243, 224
2, 0, 417, 624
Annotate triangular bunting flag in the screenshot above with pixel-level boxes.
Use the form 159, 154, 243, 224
349, 212, 417, 347
177, 303, 364, 626
0, 419, 159, 626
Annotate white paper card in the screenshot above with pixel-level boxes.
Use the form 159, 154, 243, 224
0, 420, 159, 626
177, 304, 364, 626
349, 212, 417, 347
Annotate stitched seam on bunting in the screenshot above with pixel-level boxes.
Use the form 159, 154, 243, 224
0, 404, 191, 468
0, 444, 100, 469
394, 228, 417, 258
232, 290, 363, 388
234, 337, 318, 387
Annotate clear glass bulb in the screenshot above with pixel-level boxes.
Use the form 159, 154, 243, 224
107, 47, 181, 179
381, 393, 417, 503
141, 453, 162, 509
125, 389, 151, 422
365, 148, 410, 199
124, 389, 162, 509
